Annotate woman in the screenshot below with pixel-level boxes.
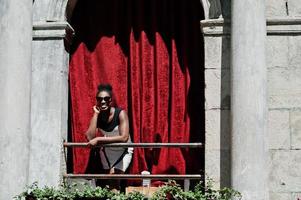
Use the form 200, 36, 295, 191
85, 84, 133, 189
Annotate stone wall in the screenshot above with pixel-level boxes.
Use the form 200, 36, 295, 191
202, 0, 231, 190
203, 26, 231, 189
203, 0, 301, 199
28, 0, 301, 198
266, 1, 301, 199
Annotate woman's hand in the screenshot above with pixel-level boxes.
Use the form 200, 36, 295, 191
88, 137, 99, 146
93, 105, 100, 114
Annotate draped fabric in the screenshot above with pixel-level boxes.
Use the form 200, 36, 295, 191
69, 0, 205, 178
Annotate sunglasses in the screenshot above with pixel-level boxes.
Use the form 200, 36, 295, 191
96, 96, 111, 102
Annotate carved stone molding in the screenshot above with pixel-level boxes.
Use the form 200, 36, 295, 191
33, 22, 74, 44
201, 18, 301, 36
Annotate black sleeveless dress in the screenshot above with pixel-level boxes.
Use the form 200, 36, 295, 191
97, 108, 133, 172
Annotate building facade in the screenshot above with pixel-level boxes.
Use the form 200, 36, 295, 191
0, 0, 300, 199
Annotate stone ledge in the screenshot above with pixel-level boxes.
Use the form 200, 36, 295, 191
33, 21, 74, 40
201, 19, 230, 37
201, 18, 301, 36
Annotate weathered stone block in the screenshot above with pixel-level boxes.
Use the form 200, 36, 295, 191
266, 0, 288, 17
205, 37, 222, 69
266, 36, 289, 69
288, 36, 301, 69
268, 110, 290, 149
29, 110, 62, 186
205, 69, 230, 110
205, 149, 220, 189
206, 110, 221, 150
290, 109, 301, 149
31, 40, 68, 111
268, 68, 301, 109
288, 0, 301, 17
205, 148, 231, 189
204, 36, 230, 70
29, 38, 68, 187
269, 150, 301, 192
205, 109, 231, 150
205, 69, 221, 109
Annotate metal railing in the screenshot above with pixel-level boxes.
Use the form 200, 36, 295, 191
63, 142, 204, 190
64, 142, 203, 148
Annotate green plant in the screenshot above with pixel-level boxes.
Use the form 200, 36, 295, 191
15, 179, 241, 200
151, 179, 241, 200
151, 180, 188, 200
14, 182, 60, 200
14, 182, 114, 200
191, 179, 242, 200
125, 191, 147, 200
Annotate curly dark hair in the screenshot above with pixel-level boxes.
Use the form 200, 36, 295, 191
96, 83, 113, 97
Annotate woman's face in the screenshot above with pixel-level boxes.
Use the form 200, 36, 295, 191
96, 91, 112, 111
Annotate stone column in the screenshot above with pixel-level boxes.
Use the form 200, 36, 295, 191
0, 0, 32, 199
231, 0, 268, 200
28, 22, 72, 187
26, 0, 72, 188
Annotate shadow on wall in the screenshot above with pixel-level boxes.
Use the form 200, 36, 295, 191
208, 0, 222, 18
201, 0, 231, 19
220, 0, 231, 188
201, 0, 221, 19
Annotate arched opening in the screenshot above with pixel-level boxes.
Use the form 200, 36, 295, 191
67, 0, 205, 188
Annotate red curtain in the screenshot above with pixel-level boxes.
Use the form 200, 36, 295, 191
69, 0, 205, 177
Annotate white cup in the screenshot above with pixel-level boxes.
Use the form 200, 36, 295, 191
141, 170, 151, 187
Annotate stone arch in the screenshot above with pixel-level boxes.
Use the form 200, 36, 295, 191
33, 0, 72, 22
33, 0, 209, 23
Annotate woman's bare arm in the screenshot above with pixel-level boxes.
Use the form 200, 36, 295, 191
88, 110, 129, 145
85, 106, 99, 141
